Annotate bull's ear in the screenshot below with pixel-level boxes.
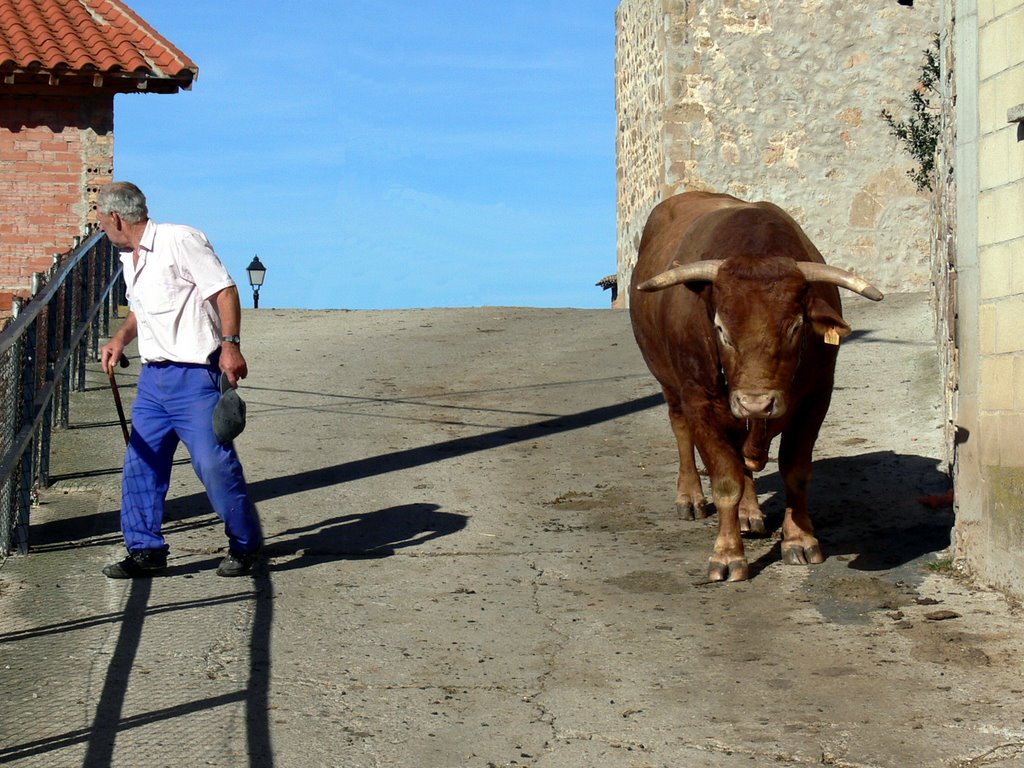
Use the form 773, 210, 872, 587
807, 296, 852, 339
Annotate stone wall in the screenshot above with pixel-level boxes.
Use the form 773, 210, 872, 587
616, 0, 939, 301
615, 0, 669, 297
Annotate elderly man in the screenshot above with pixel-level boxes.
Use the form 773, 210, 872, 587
97, 181, 262, 578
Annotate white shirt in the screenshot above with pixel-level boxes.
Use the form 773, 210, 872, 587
120, 220, 235, 364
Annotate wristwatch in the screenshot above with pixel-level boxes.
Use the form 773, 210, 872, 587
221, 335, 241, 345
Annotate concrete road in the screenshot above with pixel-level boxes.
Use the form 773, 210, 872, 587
2, 294, 1023, 768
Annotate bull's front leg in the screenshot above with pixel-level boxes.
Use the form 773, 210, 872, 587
698, 431, 749, 582
777, 412, 828, 567
665, 390, 711, 520
709, 468, 749, 581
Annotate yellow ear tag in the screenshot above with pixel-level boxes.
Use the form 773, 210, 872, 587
824, 328, 841, 346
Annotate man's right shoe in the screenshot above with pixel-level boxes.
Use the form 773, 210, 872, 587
102, 548, 167, 579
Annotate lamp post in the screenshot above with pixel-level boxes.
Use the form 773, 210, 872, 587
246, 256, 266, 308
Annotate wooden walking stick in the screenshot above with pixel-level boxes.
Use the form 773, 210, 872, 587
107, 354, 131, 446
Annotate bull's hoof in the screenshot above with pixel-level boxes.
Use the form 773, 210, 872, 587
739, 510, 767, 535
708, 558, 749, 582
677, 500, 712, 520
781, 543, 825, 566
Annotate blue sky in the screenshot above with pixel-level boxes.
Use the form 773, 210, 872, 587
114, 1, 621, 310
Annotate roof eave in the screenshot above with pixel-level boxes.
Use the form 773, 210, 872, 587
0, 67, 195, 94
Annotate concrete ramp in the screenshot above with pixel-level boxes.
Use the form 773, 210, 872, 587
2, 297, 1022, 767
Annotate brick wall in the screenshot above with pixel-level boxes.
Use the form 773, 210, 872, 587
0, 94, 114, 302
615, 0, 939, 301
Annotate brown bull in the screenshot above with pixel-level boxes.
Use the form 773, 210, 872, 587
629, 191, 883, 582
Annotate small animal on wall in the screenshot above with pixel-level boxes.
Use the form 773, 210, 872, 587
629, 190, 883, 582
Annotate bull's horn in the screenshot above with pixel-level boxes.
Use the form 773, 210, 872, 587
637, 260, 723, 292
797, 263, 884, 301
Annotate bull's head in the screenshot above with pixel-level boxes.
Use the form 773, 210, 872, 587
638, 258, 883, 420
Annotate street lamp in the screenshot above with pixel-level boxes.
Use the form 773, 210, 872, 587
246, 256, 266, 308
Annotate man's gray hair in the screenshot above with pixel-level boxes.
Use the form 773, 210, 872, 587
96, 182, 148, 223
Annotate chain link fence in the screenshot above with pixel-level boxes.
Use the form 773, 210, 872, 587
0, 230, 122, 556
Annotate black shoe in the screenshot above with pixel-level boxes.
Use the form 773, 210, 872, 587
103, 548, 167, 579
217, 549, 259, 577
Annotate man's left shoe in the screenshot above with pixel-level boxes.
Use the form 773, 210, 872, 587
216, 549, 259, 577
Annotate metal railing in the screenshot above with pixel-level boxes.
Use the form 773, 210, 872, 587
0, 230, 122, 556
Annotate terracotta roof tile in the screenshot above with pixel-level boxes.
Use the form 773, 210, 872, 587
0, 0, 197, 92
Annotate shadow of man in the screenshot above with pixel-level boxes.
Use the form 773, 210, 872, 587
264, 503, 467, 571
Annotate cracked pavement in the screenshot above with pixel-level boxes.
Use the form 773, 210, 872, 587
2, 296, 1023, 767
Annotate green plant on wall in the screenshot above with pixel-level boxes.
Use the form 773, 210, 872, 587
881, 34, 941, 192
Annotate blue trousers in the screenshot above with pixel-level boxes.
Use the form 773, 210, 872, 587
121, 361, 262, 554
